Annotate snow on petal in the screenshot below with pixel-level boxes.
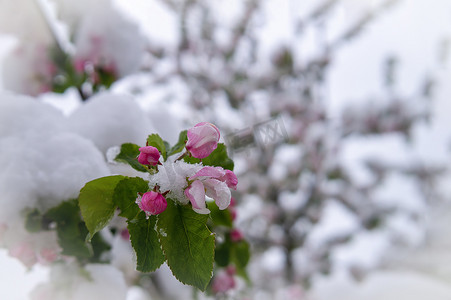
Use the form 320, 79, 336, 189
147, 156, 203, 205
189, 166, 226, 181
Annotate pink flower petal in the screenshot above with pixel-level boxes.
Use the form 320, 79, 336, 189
204, 179, 231, 210
9, 242, 37, 268
38, 248, 59, 264
189, 166, 226, 181
185, 180, 210, 214
221, 170, 238, 190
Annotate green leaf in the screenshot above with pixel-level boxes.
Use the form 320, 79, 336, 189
208, 202, 233, 228
168, 130, 187, 156
214, 242, 230, 267
79, 175, 125, 241
113, 177, 149, 219
90, 233, 111, 263
231, 240, 250, 281
44, 200, 92, 258
25, 209, 43, 233
147, 134, 167, 161
214, 235, 251, 281
164, 141, 171, 155
184, 143, 234, 171
128, 212, 165, 272
157, 201, 215, 291
115, 143, 148, 172
231, 240, 250, 271
203, 144, 234, 171
96, 66, 117, 89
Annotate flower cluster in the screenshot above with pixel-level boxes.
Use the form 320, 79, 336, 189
185, 166, 237, 214
134, 122, 237, 216
212, 266, 237, 294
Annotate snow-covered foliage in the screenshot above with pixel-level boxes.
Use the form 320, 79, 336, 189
115, 1, 443, 295
30, 263, 127, 300
0, 94, 109, 222
1, 0, 146, 96
67, 93, 153, 153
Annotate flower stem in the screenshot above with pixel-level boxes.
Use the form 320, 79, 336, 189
175, 150, 190, 161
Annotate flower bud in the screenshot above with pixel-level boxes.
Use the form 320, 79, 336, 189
138, 146, 160, 165
230, 229, 244, 242
226, 265, 236, 276
229, 207, 237, 220
186, 122, 220, 159
137, 191, 167, 216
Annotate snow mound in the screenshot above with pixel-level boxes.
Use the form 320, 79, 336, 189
67, 93, 153, 154
30, 263, 127, 300
0, 93, 109, 222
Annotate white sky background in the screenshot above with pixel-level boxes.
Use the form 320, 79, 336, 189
2, 0, 451, 299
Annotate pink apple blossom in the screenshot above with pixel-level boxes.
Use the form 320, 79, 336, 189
184, 166, 238, 214
136, 191, 167, 216
0, 223, 7, 243
138, 146, 160, 165
38, 248, 59, 265
186, 122, 220, 158
9, 242, 37, 268
74, 58, 86, 73
189, 166, 238, 190
212, 269, 236, 294
226, 265, 236, 276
